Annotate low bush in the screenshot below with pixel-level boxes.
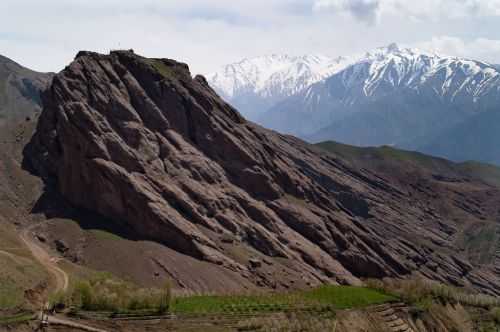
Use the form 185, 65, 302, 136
51, 276, 172, 314
365, 277, 500, 310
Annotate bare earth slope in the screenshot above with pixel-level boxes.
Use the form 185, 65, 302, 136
0, 54, 52, 122
0, 55, 53, 311
24, 50, 500, 295
0, 54, 52, 235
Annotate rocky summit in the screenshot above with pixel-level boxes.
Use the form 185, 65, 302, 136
24, 50, 500, 294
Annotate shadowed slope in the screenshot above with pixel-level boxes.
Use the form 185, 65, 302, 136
0, 54, 52, 122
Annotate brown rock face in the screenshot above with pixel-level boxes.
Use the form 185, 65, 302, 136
25, 50, 500, 294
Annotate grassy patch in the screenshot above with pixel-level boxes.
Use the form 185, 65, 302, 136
316, 141, 500, 188
0, 222, 49, 310
458, 161, 500, 188
171, 294, 294, 314
147, 59, 188, 81
316, 141, 441, 168
303, 285, 395, 309
0, 250, 47, 310
0, 222, 31, 256
0, 278, 21, 309
89, 229, 124, 242
171, 285, 395, 314
0, 312, 34, 326
460, 224, 498, 264
148, 59, 173, 78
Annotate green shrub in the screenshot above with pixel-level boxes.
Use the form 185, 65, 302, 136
157, 280, 172, 314
365, 277, 500, 311
74, 281, 94, 310
490, 307, 500, 324
54, 276, 173, 314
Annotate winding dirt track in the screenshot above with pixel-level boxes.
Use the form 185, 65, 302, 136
0, 249, 26, 261
8, 224, 108, 331
20, 225, 69, 294
45, 315, 109, 332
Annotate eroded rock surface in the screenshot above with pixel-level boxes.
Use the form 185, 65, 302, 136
25, 51, 500, 294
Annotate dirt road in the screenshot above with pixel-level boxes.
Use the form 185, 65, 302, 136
18, 224, 109, 331
20, 225, 69, 294
44, 315, 109, 332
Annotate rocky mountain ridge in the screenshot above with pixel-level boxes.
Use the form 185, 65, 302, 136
23, 50, 500, 295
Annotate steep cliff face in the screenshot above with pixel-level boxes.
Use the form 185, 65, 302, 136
25, 50, 500, 294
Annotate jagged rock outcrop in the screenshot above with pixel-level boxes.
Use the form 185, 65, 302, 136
25, 50, 500, 294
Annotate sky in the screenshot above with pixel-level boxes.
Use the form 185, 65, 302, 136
1, 0, 500, 75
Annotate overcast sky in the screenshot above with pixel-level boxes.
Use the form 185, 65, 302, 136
1, 0, 500, 75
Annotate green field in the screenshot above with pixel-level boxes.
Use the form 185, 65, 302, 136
54, 268, 395, 316
164, 285, 394, 314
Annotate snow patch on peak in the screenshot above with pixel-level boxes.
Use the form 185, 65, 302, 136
331, 43, 500, 99
207, 44, 500, 122
207, 54, 349, 101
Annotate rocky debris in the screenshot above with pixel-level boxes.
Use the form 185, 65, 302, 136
54, 239, 69, 254
24, 50, 500, 294
36, 234, 47, 243
24, 282, 48, 307
249, 258, 262, 269
369, 303, 416, 332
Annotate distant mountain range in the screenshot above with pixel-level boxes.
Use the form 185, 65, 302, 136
208, 44, 500, 165
207, 54, 352, 121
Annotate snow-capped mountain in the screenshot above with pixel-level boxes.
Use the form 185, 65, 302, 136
207, 54, 353, 120
330, 43, 500, 106
260, 43, 500, 159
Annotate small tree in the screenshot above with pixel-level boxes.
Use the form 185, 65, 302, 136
74, 281, 94, 310
157, 280, 172, 314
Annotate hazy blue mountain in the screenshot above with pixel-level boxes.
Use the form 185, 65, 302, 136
419, 109, 500, 165
261, 44, 500, 145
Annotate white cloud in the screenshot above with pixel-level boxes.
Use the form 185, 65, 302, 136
0, 1, 499, 74
314, 0, 380, 24
0, 0, 301, 74
415, 36, 500, 64
314, 0, 500, 24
